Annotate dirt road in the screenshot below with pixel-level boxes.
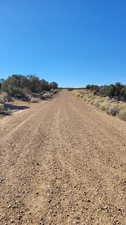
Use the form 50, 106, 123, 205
0, 90, 126, 225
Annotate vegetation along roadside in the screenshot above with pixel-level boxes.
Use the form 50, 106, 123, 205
71, 83, 126, 122
0, 74, 58, 115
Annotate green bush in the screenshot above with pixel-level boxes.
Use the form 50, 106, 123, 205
1, 74, 58, 98
86, 82, 126, 100
50, 82, 58, 89
104, 85, 115, 97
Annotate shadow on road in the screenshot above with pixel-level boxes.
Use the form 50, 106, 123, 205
0, 104, 30, 116
5, 103, 29, 111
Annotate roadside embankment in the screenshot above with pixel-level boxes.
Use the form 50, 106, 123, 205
72, 89, 126, 121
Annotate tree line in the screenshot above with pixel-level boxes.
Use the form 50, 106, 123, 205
86, 83, 126, 101
0, 74, 58, 98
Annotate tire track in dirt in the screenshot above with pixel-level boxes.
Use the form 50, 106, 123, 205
0, 90, 126, 225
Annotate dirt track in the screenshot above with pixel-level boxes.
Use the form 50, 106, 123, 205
0, 90, 126, 225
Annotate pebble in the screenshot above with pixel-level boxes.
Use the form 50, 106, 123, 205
0, 177, 5, 183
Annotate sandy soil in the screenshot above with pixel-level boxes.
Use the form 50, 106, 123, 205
0, 90, 126, 225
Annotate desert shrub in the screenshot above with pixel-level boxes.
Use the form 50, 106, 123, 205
75, 92, 81, 97
50, 82, 58, 89
90, 95, 95, 100
98, 102, 108, 111
51, 89, 58, 94
0, 95, 5, 104
120, 87, 126, 99
118, 108, 126, 121
43, 92, 52, 98
103, 85, 115, 97
90, 99, 95, 104
83, 96, 88, 102
93, 99, 103, 108
85, 82, 126, 101
86, 85, 99, 92
94, 101, 100, 107
107, 104, 119, 116
68, 88, 74, 91
103, 103, 111, 112
1, 74, 58, 98
0, 104, 5, 114
75, 85, 126, 120
30, 97, 39, 103
40, 92, 52, 100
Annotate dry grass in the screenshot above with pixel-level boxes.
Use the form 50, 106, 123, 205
106, 104, 120, 116
72, 89, 126, 121
0, 103, 5, 114
30, 97, 39, 103
118, 108, 126, 121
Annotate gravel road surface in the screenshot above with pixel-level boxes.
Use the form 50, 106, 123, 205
0, 90, 126, 225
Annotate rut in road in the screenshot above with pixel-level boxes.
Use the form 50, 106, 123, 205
0, 90, 126, 225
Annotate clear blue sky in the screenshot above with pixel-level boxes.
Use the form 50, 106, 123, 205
0, 0, 126, 87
